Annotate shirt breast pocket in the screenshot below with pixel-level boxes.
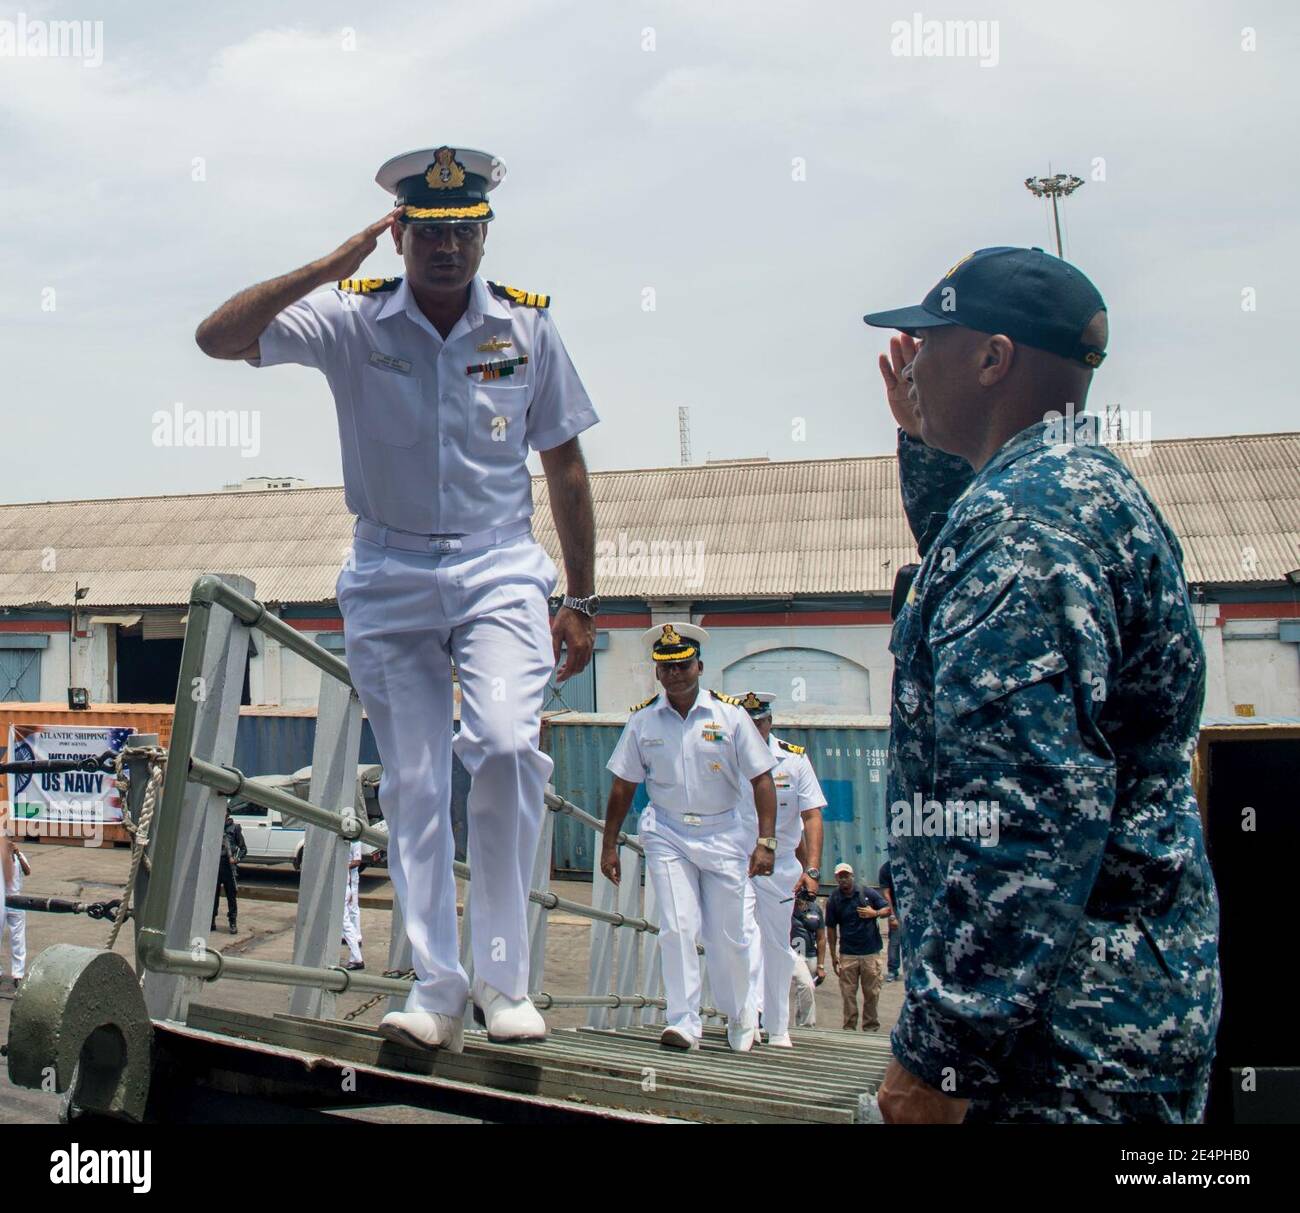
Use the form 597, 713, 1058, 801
467, 382, 528, 459
360, 365, 425, 448
696, 753, 728, 782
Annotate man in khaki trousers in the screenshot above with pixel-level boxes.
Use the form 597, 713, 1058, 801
825, 863, 890, 1031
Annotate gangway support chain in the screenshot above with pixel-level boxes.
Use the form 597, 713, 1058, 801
6, 944, 153, 1123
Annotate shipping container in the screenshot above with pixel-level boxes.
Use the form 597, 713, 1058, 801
540, 712, 892, 880
1194, 717, 1300, 1124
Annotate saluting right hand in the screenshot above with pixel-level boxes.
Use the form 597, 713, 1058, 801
316, 207, 404, 283
877, 333, 923, 439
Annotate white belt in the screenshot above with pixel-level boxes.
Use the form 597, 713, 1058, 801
653, 806, 738, 829
353, 515, 533, 555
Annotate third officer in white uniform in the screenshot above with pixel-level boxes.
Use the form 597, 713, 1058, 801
197, 147, 601, 1052
600, 625, 779, 1052
736, 691, 827, 1047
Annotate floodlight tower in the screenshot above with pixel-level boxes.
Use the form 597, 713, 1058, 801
1024, 173, 1084, 257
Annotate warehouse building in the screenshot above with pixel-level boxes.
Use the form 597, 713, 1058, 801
0, 431, 1297, 720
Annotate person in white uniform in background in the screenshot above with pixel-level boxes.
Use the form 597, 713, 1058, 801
342, 839, 365, 971
1, 811, 29, 984
600, 624, 779, 1052
736, 691, 827, 1047
197, 146, 601, 1052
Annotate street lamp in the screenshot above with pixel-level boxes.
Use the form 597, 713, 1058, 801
1024, 173, 1084, 257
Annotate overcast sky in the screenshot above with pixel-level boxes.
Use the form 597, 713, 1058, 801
1, 0, 1295, 504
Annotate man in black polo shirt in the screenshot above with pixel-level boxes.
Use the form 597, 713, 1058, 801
825, 862, 890, 1031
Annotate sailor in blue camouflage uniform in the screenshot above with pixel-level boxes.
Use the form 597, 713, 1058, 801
863, 247, 1221, 1124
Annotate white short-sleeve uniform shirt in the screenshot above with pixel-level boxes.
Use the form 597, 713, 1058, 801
607, 689, 777, 817
252, 275, 598, 535
738, 734, 828, 853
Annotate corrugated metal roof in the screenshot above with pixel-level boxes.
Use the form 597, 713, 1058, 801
1, 432, 1296, 607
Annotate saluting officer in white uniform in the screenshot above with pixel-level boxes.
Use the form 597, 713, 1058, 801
196, 147, 601, 1053
735, 691, 827, 1048
600, 625, 779, 1052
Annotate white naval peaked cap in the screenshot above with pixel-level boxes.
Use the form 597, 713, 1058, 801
738, 690, 777, 717
375, 146, 505, 224
640, 622, 708, 662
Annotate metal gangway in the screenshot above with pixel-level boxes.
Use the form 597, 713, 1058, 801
5, 574, 888, 1124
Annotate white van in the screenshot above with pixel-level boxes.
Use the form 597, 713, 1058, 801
229, 765, 387, 872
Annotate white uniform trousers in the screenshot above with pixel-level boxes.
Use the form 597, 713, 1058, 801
3, 861, 25, 980
744, 883, 762, 1020
337, 531, 557, 1015
343, 867, 363, 965
746, 852, 803, 1038
791, 951, 818, 1026
641, 805, 755, 1038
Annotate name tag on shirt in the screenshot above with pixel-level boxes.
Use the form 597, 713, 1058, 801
369, 351, 413, 375
643, 738, 665, 747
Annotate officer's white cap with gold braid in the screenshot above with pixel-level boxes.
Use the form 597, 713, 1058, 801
376, 146, 503, 224
739, 690, 777, 718
641, 622, 708, 664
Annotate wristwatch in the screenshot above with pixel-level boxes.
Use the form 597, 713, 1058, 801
805, 866, 820, 880
757, 835, 779, 851
561, 594, 601, 618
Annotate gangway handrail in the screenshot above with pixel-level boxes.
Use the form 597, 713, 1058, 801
129, 573, 698, 1036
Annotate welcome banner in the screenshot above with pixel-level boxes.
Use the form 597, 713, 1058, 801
7, 723, 134, 824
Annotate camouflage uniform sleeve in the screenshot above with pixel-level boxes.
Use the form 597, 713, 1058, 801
891, 517, 1120, 1096
896, 430, 975, 556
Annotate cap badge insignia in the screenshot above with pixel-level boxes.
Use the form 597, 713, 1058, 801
943, 251, 974, 279
661, 625, 682, 645
426, 147, 467, 190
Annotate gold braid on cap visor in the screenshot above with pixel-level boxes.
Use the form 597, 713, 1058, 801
402, 202, 491, 220
653, 646, 697, 662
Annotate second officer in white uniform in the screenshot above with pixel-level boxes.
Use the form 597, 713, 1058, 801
196, 147, 601, 1052
736, 691, 827, 1048
600, 625, 779, 1052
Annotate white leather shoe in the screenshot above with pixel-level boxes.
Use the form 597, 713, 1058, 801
471, 979, 548, 1042
726, 1018, 756, 1052
766, 1033, 794, 1048
378, 1010, 464, 1054
660, 1026, 699, 1051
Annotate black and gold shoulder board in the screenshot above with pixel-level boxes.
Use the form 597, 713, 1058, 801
630, 693, 659, 713
488, 280, 550, 308
777, 739, 806, 755
710, 689, 742, 706
338, 277, 402, 295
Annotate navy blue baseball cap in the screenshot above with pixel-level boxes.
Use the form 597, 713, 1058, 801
863, 246, 1108, 368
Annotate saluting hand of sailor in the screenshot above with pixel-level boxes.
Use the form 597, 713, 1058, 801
315, 207, 404, 283
878, 333, 922, 439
